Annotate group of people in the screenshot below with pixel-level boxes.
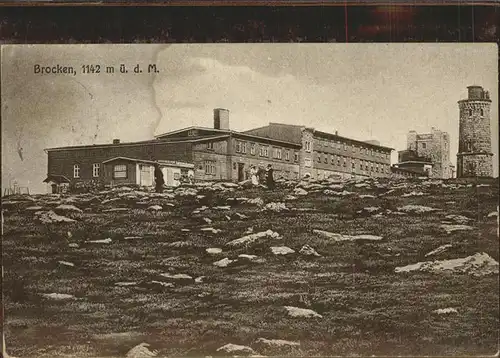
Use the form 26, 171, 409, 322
153, 161, 276, 193
249, 164, 275, 189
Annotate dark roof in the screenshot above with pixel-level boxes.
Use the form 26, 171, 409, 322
102, 157, 194, 168
313, 130, 394, 151
43, 174, 71, 183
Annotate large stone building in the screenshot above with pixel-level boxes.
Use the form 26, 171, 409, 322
456, 85, 494, 178
44, 108, 393, 190
395, 127, 453, 179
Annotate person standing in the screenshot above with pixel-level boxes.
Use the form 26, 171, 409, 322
266, 164, 275, 190
154, 163, 165, 193
250, 165, 259, 186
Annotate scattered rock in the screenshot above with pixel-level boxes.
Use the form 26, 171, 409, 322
151, 281, 174, 288
433, 308, 458, 314
487, 211, 498, 218
227, 230, 281, 246
87, 238, 112, 244
181, 229, 191, 232
425, 244, 453, 257
440, 224, 474, 234
160, 273, 193, 280
125, 342, 158, 358
238, 254, 259, 260
271, 246, 295, 255
284, 306, 322, 318
36, 210, 75, 224
284, 195, 298, 201
41, 293, 75, 300
194, 276, 205, 283
362, 206, 380, 213
359, 194, 376, 199
313, 230, 382, 242
395, 252, 499, 276
293, 188, 308, 196
124, 236, 143, 240
401, 191, 426, 197
168, 241, 191, 248
68, 243, 79, 248
247, 197, 265, 206
115, 282, 137, 287
58, 261, 75, 267
203, 217, 213, 225
25, 206, 43, 212
147, 205, 162, 211
216, 343, 256, 355
214, 205, 231, 211
102, 208, 129, 213
255, 338, 300, 347
200, 227, 222, 234
398, 205, 440, 214
264, 202, 288, 212
55, 204, 83, 213
444, 214, 471, 224
235, 213, 249, 220
213, 258, 235, 267
206, 248, 222, 254
299, 245, 321, 257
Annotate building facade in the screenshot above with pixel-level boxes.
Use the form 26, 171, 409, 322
44, 108, 393, 189
457, 85, 494, 178
397, 127, 453, 179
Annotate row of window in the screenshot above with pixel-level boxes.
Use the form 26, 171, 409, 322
468, 109, 485, 116
234, 141, 299, 162
307, 139, 390, 159
314, 154, 390, 173
73, 163, 101, 178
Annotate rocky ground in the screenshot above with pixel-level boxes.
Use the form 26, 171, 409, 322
2, 176, 499, 357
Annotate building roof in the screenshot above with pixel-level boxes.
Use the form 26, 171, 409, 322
43, 174, 71, 183
44, 135, 230, 152
156, 126, 301, 147
312, 130, 394, 151
102, 157, 194, 168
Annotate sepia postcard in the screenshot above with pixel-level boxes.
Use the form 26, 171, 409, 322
1, 43, 499, 358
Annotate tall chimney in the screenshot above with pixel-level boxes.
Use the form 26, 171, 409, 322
214, 108, 230, 130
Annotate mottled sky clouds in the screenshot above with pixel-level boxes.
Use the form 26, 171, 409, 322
1, 44, 497, 193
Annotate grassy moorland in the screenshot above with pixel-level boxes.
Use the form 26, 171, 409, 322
2, 177, 499, 357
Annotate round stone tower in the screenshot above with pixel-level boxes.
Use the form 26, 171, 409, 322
456, 85, 493, 178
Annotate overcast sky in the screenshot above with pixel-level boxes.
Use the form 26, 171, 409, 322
1, 44, 497, 194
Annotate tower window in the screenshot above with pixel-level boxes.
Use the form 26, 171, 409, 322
422, 143, 426, 149
468, 109, 472, 116
480, 109, 484, 116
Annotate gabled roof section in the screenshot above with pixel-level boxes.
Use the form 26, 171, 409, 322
43, 174, 71, 183
154, 126, 230, 139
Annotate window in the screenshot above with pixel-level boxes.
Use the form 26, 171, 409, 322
204, 161, 216, 175
236, 141, 241, 153
343, 143, 347, 151
264, 147, 269, 157
352, 162, 356, 170
305, 141, 311, 152
343, 158, 347, 167
285, 150, 290, 161
113, 164, 127, 179
469, 109, 472, 116
317, 154, 321, 162
305, 158, 312, 167
324, 155, 328, 163
174, 173, 180, 180
188, 129, 196, 136
259, 146, 263, 156
480, 109, 484, 116
277, 148, 282, 160
92, 163, 100, 177
73, 164, 80, 178
250, 143, 256, 155
207, 142, 214, 150
331, 155, 335, 165
422, 143, 426, 149
337, 157, 341, 166
294, 152, 299, 162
